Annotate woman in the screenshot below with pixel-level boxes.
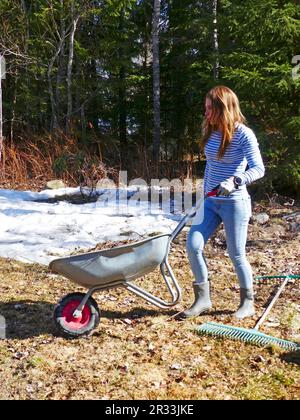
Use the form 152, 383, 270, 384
179, 86, 265, 320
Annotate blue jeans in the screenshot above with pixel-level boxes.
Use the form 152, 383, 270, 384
186, 196, 253, 289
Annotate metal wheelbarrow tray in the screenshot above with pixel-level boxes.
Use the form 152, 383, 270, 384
50, 189, 217, 338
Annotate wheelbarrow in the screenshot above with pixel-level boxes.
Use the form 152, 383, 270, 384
50, 188, 218, 337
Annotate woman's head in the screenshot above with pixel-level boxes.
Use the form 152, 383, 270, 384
202, 86, 246, 158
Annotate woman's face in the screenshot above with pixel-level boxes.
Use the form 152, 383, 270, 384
205, 98, 213, 122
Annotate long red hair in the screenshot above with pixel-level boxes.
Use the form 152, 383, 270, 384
202, 86, 246, 159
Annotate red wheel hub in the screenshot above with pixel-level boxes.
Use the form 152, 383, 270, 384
61, 299, 91, 330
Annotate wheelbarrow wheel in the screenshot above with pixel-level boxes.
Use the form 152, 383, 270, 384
53, 292, 100, 338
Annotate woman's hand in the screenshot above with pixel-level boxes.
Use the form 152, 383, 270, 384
217, 177, 236, 196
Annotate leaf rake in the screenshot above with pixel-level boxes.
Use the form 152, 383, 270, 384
195, 275, 300, 351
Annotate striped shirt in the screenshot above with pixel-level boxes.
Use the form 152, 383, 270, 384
204, 123, 265, 198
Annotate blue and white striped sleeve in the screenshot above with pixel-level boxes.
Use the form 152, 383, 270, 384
237, 127, 265, 185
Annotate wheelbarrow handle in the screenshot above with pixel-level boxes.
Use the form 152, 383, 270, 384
170, 186, 218, 241
188, 185, 219, 217
206, 185, 220, 198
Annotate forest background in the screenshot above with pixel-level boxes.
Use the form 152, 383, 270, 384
0, 0, 299, 197
0, 1, 299, 400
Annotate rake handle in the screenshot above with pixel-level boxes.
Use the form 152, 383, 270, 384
254, 276, 291, 331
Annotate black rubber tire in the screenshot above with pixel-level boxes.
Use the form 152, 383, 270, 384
53, 292, 100, 338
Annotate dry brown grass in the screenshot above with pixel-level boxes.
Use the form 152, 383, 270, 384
0, 200, 299, 400
0, 133, 118, 191
0, 132, 203, 193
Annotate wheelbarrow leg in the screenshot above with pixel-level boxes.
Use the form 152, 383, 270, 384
72, 287, 98, 318
124, 258, 181, 309
160, 258, 181, 302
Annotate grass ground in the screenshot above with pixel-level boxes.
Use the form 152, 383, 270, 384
0, 199, 299, 400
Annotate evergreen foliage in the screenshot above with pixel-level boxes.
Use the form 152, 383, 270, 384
0, 0, 299, 194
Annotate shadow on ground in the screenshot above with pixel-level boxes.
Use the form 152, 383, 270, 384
280, 350, 300, 366
95, 307, 177, 320
0, 300, 54, 339
0, 301, 178, 339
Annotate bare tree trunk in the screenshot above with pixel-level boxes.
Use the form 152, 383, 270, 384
56, 1, 66, 126
152, 0, 161, 163
10, 77, 18, 142
20, 0, 30, 134
66, 2, 79, 134
21, 0, 30, 46
143, 37, 150, 178
118, 8, 127, 161
0, 75, 3, 161
80, 104, 86, 142
118, 65, 127, 147
48, 46, 63, 131
0, 56, 6, 162
213, 0, 219, 80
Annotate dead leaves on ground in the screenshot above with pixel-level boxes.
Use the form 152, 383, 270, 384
0, 200, 299, 400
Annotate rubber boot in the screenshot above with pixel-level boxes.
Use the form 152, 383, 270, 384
177, 282, 212, 319
234, 288, 255, 319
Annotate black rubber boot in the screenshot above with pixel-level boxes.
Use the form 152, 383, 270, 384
234, 288, 255, 319
177, 282, 212, 319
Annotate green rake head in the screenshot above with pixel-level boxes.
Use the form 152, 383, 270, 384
195, 322, 300, 352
